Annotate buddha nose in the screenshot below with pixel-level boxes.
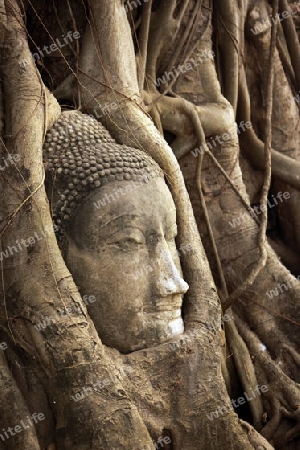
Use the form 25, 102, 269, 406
154, 245, 189, 297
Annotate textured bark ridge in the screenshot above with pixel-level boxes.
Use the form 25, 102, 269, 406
0, 0, 299, 449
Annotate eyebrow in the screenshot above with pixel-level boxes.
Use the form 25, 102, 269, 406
98, 214, 142, 229
95, 215, 146, 240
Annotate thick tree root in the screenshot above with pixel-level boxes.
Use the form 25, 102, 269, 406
0, 352, 41, 449
225, 315, 264, 430
240, 419, 275, 450
235, 314, 300, 449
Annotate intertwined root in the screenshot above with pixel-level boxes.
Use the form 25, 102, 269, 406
235, 315, 300, 449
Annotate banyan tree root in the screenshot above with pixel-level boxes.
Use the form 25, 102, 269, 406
234, 314, 300, 449
0, 352, 41, 449
240, 419, 275, 450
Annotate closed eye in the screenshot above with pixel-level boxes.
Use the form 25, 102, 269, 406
105, 227, 146, 247
111, 238, 144, 252
117, 237, 143, 246
107, 232, 146, 251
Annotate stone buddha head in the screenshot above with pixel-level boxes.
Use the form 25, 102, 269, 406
44, 111, 189, 353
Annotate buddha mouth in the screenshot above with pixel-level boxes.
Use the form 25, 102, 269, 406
141, 308, 183, 329
143, 308, 183, 323
154, 297, 183, 312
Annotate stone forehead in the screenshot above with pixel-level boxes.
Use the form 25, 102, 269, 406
43, 110, 163, 240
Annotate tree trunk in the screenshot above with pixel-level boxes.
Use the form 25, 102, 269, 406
0, 0, 299, 448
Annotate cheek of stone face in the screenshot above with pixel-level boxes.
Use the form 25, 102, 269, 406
73, 252, 184, 352
65, 238, 186, 352
94, 250, 151, 307
66, 250, 153, 348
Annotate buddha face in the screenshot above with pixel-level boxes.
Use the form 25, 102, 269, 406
64, 177, 189, 353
